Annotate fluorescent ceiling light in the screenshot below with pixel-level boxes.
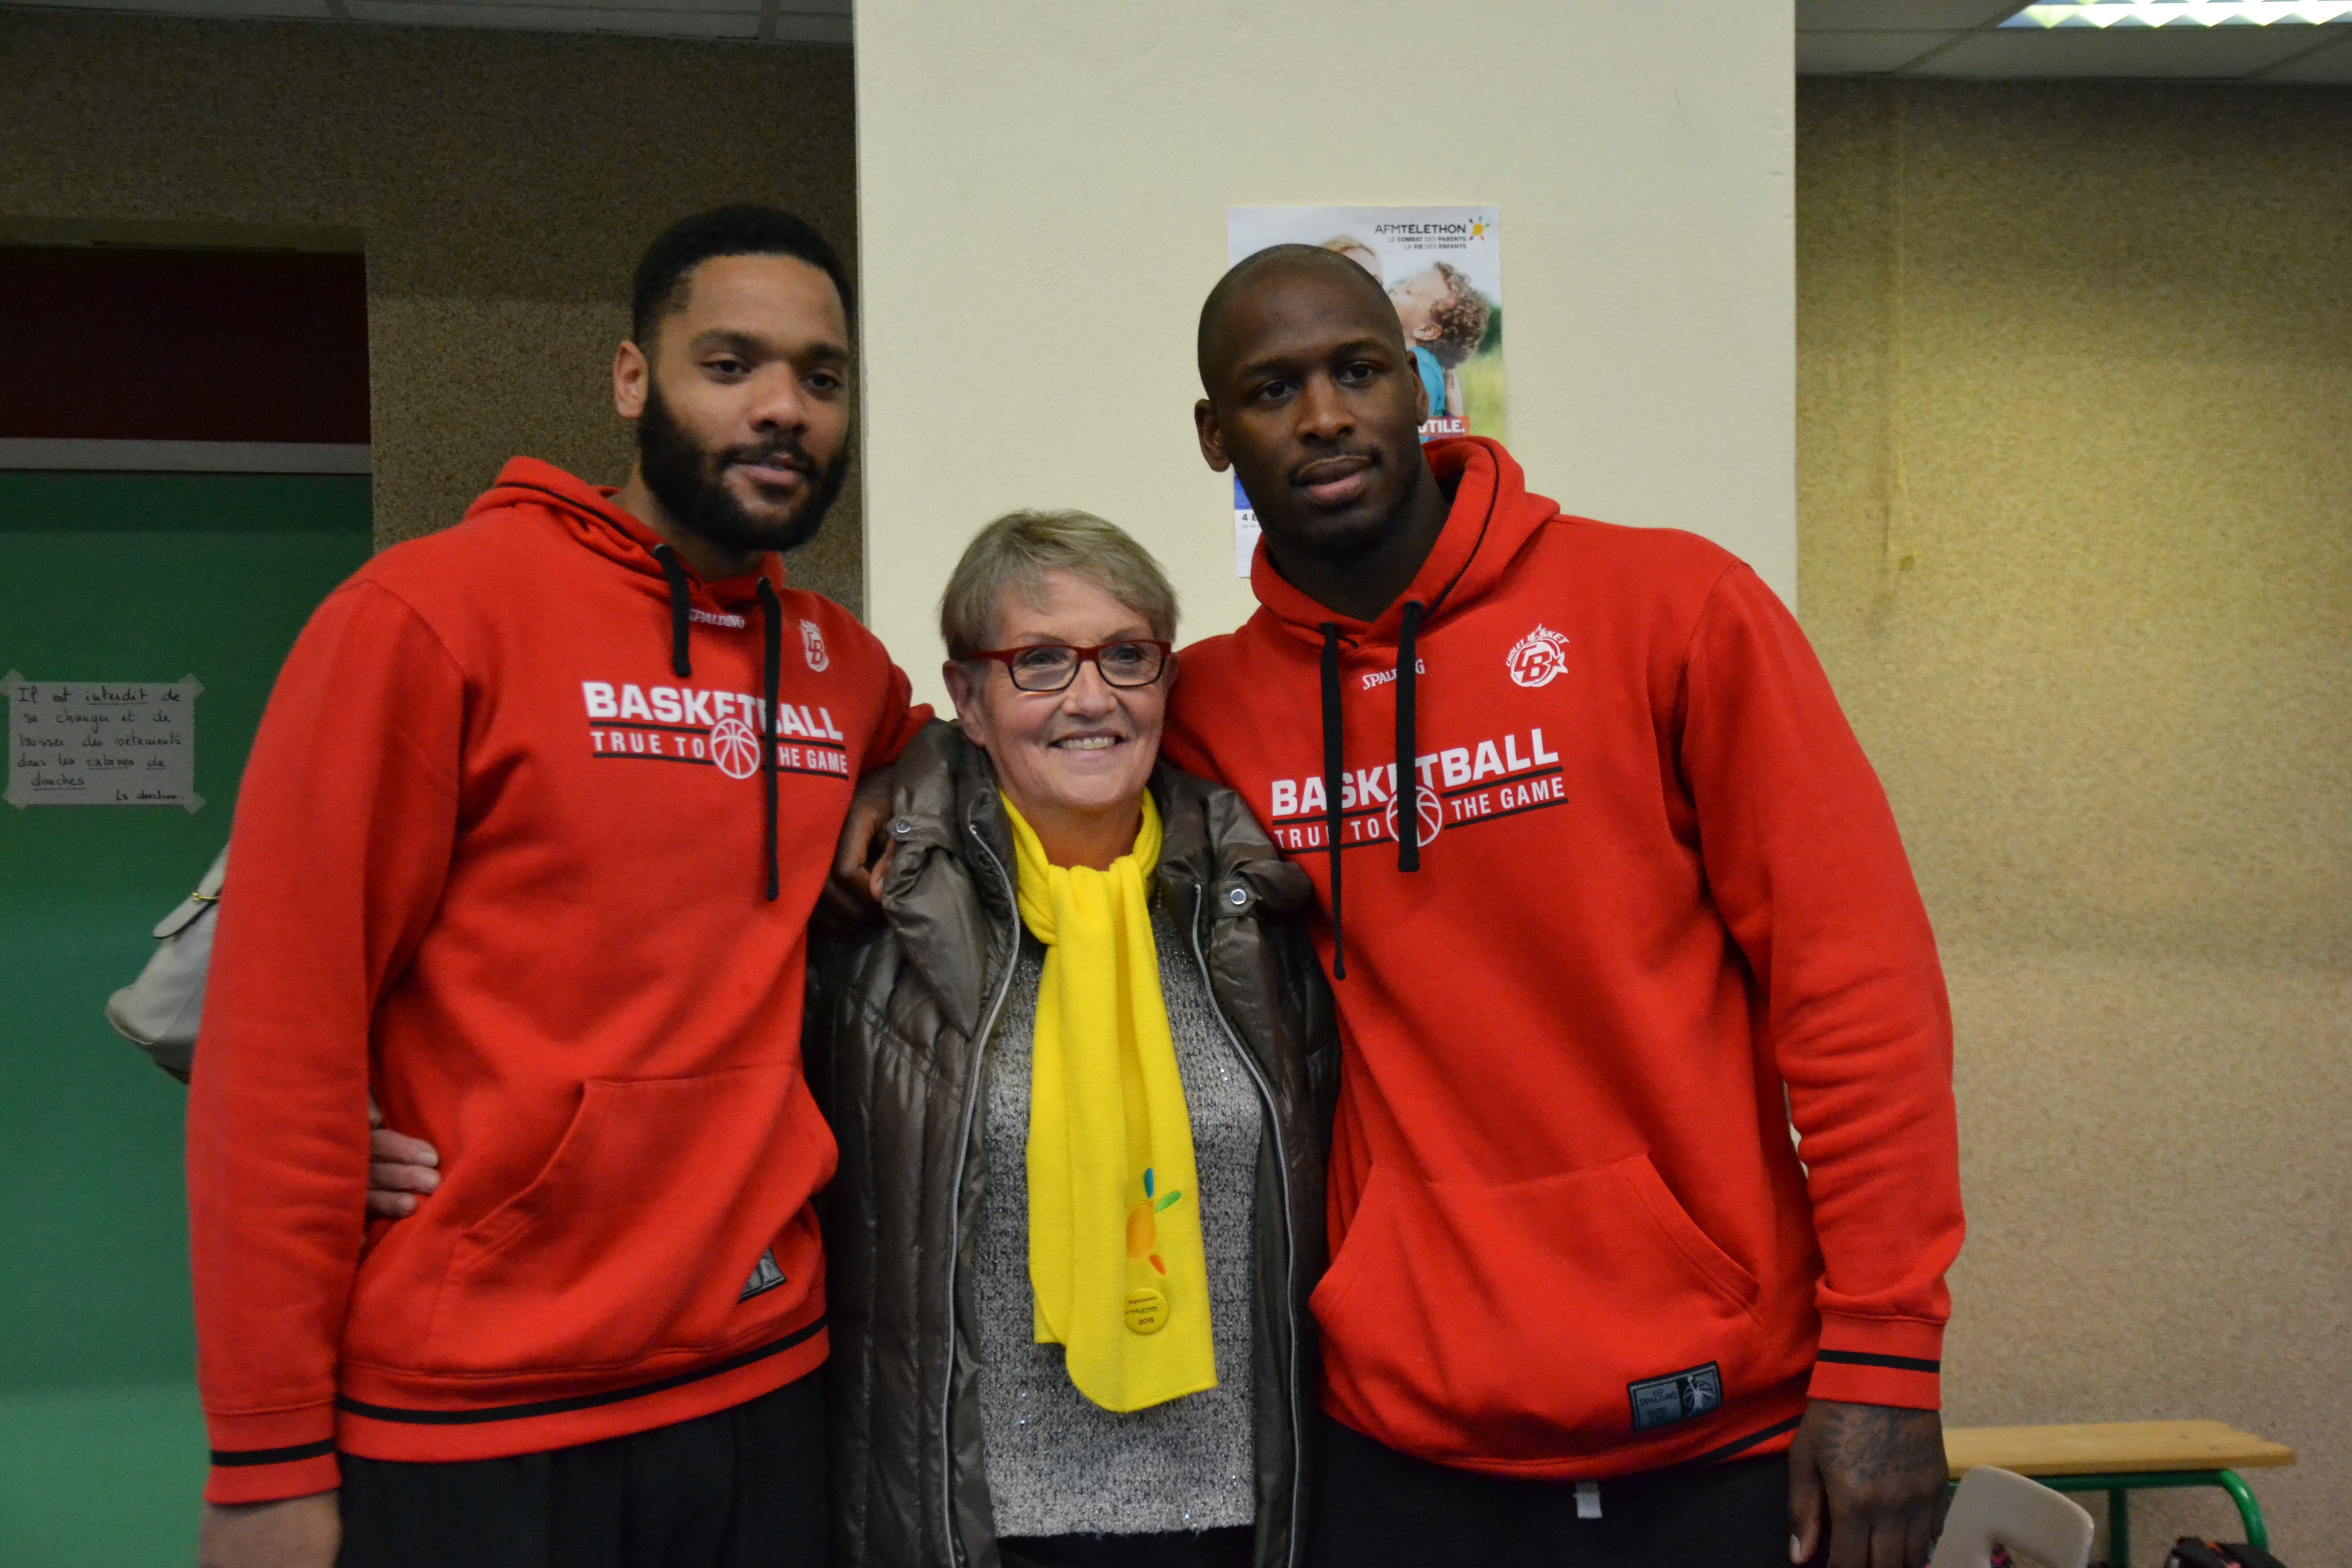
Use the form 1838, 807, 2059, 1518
2005, 2, 2352, 24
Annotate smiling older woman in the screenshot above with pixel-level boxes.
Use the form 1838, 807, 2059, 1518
810, 510, 1335, 1568
358, 511, 1334, 1568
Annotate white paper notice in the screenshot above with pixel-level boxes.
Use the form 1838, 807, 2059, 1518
5, 673, 205, 812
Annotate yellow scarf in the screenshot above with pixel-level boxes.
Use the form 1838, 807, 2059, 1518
1003, 792, 1217, 1412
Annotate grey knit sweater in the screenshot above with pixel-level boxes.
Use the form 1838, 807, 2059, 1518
972, 908, 1262, 1538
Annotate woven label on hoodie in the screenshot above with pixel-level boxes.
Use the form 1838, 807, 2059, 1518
1627, 1362, 1722, 1432
739, 1249, 787, 1302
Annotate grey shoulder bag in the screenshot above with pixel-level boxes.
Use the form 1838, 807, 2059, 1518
105, 845, 227, 1084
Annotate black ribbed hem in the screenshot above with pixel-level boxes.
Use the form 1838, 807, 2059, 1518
336, 1316, 825, 1427
1684, 1412, 1804, 1467
1815, 1349, 1940, 1374
210, 1437, 338, 1467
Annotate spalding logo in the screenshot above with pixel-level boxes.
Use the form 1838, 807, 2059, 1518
800, 619, 829, 673
1506, 624, 1570, 689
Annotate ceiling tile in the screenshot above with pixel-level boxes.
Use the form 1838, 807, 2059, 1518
1798, 30, 1963, 71
460, 0, 755, 10
767, 12, 849, 45
342, 0, 756, 37
3, 0, 332, 15
4, 0, 848, 42
1798, 0, 2021, 27
1917, 20, 2328, 72
2256, 26, 2352, 77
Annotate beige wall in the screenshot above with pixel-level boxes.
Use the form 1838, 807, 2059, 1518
854, 0, 1796, 710
0, 11, 865, 611
14, 14, 2346, 1558
1799, 79, 2351, 1564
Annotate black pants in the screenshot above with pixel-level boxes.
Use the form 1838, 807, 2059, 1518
337, 1373, 826, 1568
999, 1527, 1254, 1568
1307, 1416, 1793, 1568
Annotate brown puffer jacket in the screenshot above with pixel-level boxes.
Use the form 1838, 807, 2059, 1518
807, 720, 1338, 1568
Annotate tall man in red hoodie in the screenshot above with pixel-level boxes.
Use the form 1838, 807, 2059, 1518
188, 208, 924, 1568
1161, 246, 1963, 1568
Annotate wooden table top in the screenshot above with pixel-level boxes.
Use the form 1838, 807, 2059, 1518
1944, 1420, 2297, 1479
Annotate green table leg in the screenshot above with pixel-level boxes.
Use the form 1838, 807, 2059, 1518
2031, 1471, 2271, 1561
2212, 1469, 2268, 1550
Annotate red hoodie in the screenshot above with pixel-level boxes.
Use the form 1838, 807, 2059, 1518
186, 459, 925, 1504
1162, 438, 1962, 1480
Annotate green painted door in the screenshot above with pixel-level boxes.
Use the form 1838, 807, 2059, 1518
0, 472, 372, 1566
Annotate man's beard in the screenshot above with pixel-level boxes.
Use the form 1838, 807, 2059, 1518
636, 378, 848, 558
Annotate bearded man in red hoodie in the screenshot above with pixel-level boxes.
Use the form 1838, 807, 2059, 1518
188, 208, 924, 1568
1157, 246, 1964, 1568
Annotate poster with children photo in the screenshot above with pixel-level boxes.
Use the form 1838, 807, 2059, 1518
1225, 205, 1503, 572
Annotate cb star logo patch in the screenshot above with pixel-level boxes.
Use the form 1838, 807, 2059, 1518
1505, 624, 1571, 689
799, 619, 829, 673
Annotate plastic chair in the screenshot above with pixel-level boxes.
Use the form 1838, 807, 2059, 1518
1930, 1465, 2097, 1568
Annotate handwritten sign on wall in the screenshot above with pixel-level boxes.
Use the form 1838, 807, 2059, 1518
5, 673, 204, 812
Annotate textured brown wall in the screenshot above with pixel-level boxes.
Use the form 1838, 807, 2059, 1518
0, 11, 864, 612
1799, 79, 2351, 1564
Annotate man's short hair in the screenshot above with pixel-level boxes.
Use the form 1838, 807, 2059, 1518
1419, 261, 1492, 369
630, 206, 854, 350
1198, 243, 1404, 391
939, 509, 1179, 660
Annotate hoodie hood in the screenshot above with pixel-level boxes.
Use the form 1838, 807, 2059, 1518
1245, 437, 1554, 653
469, 456, 790, 608
470, 456, 797, 899
1238, 437, 1561, 972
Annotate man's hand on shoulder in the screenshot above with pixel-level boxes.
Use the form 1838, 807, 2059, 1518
1788, 1399, 1947, 1568
199, 1491, 340, 1568
817, 767, 896, 933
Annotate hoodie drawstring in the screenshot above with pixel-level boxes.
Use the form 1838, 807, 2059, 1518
654, 543, 779, 900
1318, 623, 1346, 979
1394, 600, 1426, 874
758, 578, 782, 902
651, 543, 693, 679
1317, 607, 1428, 978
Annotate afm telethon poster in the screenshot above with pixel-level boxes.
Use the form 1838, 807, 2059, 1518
1226, 206, 1505, 573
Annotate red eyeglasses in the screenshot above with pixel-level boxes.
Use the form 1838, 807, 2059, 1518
963, 640, 1173, 693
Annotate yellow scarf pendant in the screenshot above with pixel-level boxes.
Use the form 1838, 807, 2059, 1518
1004, 792, 1218, 1413
1123, 1165, 1181, 1334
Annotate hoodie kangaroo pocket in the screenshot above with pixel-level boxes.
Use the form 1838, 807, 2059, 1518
423, 1063, 823, 1374
1311, 1156, 1761, 1462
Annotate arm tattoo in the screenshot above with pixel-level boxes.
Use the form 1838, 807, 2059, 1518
1819, 1402, 1943, 1493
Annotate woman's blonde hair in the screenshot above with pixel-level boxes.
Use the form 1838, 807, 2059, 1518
938, 509, 1179, 660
